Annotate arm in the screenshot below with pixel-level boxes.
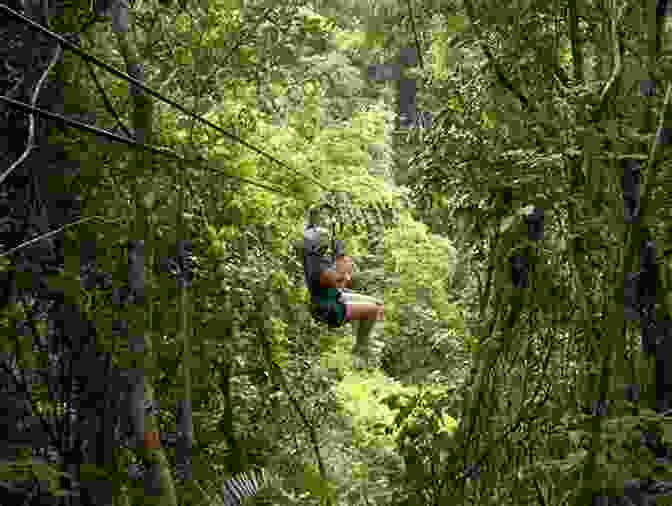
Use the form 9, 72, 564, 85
305, 228, 351, 289
319, 268, 346, 289
335, 256, 353, 289
317, 256, 352, 289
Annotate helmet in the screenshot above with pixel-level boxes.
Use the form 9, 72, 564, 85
305, 225, 332, 254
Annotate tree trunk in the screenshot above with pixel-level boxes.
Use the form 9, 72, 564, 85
175, 238, 194, 482
106, 1, 177, 505
78, 239, 116, 506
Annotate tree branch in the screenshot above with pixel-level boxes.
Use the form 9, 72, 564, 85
641, 81, 672, 219
568, 0, 584, 81
593, 1, 627, 119
405, 0, 424, 71
0, 42, 62, 185
462, 0, 530, 111
257, 302, 330, 498
0, 216, 121, 258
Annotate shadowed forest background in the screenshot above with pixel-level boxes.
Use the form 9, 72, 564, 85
1, 0, 672, 505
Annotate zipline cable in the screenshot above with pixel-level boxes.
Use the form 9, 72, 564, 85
0, 94, 297, 199
0, 3, 333, 193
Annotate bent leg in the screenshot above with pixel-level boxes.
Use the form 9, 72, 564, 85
341, 291, 383, 306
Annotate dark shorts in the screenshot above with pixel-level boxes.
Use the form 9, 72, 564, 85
310, 288, 348, 328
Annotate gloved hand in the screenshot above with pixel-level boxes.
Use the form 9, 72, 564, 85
316, 226, 332, 253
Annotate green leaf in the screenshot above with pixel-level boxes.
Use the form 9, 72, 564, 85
499, 215, 517, 234
662, 418, 672, 446
564, 450, 588, 470
213, 145, 232, 159
568, 430, 585, 446
233, 159, 256, 179
0, 462, 30, 481
352, 462, 369, 480
302, 464, 330, 499
438, 414, 458, 434
445, 14, 467, 33
143, 191, 156, 210
207, 225, 218, 241
209, 240, 226, 257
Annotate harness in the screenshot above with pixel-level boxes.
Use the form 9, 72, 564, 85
309, 290, 345, 328
304, 202, 347, 327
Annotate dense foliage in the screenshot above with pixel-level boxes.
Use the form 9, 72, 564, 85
1, 1, 672, 506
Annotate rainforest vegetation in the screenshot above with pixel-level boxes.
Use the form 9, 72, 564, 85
1, 0, 672, 505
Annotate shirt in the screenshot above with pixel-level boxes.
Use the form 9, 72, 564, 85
303, 225, 345, 299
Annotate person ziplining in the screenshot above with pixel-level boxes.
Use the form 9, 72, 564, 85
302, 205, 384, 368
